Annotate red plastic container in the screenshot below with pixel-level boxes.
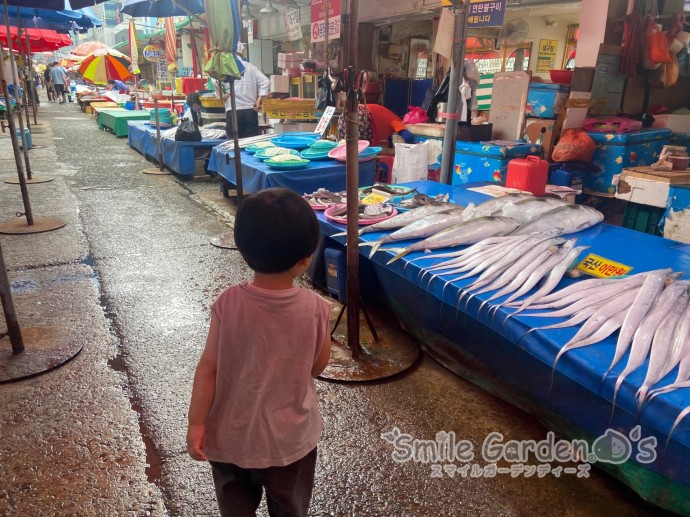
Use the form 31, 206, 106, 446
505, 156, 549, 196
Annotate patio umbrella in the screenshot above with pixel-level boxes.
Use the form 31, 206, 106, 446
0, 25, 72, 51
70, 39, 107, 55
78, 47, 132, 84
120, 0, 205, 19
204, 0, 245, 199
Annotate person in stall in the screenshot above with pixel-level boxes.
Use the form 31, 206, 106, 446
215, 42, 270, 139
337, 103, 416, 147
106, 78, 130, 95
183, 92, 203, 126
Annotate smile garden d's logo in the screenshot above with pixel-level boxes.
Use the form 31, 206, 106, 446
380, 426, 657, 478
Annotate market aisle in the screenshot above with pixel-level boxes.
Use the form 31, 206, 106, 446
0, 99, 667, 516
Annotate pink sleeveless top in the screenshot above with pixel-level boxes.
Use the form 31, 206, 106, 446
203, 283, 331, 468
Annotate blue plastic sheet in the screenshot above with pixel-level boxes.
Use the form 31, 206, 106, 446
127, 121, 225, 175
207, 146, 377, 194
318, 180, 690, 500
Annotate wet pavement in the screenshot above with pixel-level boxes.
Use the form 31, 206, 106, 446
0, 97, 668, 515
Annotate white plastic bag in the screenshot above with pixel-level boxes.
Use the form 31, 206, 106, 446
392, 142, 429, 184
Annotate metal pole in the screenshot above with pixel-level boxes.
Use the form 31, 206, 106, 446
229, 81, 244, 203
153, 99, 164, 172
0, 241, 24, 353
345, 0, 360, 358
26, 29, 38, 126
0, 45, 34, 225
4, 0, 33, 180
15, 14, 30, 132
439, 0, 469, 185
324, 0, 329, 64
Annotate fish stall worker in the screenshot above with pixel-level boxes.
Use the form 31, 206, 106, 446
215, 42, 270, 139
337, 103, 416, 147
183, 92, 203, 126
106, 79, 130, 95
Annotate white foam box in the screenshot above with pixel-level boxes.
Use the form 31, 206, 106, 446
652, 114, 690, 134
614, 169, 674, 208
270, 75, 289, 94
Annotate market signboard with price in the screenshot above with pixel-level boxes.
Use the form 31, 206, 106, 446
576, 253, 633, 278
311, 0, 341, 43
537, 39, 559, 73
441, 0, 506, 28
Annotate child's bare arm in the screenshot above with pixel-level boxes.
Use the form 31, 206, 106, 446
187, 314, 221, 461
311, 333, 332, 377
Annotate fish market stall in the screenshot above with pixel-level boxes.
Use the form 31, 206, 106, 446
206, 143, 377, 196
316, 180, 690, 514
127, 121, 226, 176
97, 109, 150, 137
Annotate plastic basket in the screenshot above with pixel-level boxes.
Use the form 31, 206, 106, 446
200, 96, 225, 109
262, 99, 317, 120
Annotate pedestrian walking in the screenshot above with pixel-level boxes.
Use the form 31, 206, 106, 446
49, 61, 68, 104
43, 63, 55, 102
215, 42, 269, 139
187, 188, 331, 517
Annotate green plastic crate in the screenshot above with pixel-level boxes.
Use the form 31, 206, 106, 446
622, 202, 664, 236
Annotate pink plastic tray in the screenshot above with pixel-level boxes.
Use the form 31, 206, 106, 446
327, 140, 370, 161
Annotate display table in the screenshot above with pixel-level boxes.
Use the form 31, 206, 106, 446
89, 102, 122, 117
78, 95, 109, 111
127, 121, 226, 176
97, 109, 150, 137
207, 147, 377, 194
318, 180, 690, 514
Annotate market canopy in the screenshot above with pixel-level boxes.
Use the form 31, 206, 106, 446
0, 26, 72, 51
1, 0, 109, 9
78, 47, 132, 84
120, 0, 205, 18
70, 39, 106, 55
0, 2, 101, 33
204, 0, 243, 80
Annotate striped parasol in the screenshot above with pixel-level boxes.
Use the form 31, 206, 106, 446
78, 47, 132, 84
164, 16, 177, 71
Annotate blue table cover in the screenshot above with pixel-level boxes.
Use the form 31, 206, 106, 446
207, 146, 377, 194
127, 121, 225, 176
318, 180, 690, 510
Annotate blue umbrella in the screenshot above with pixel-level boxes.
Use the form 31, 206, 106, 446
0, 5, 101, 32
1, 1, 109, 10
120, 0, 205, 18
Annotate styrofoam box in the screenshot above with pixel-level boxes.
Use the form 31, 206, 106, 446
652, 114, 690, 134
614, 172, 671, 208
270, 75, 289, 93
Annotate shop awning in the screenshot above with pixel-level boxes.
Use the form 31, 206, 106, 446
0, 26, 72, 52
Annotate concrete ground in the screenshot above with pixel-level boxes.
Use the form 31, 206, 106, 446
0, 95, 668, 516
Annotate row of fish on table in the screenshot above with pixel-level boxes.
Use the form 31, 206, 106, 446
332, 192, 690, 441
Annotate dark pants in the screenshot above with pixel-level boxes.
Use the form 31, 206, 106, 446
210, 447, 317, 517
54, 84, 66, 101
226, 108, 259, 139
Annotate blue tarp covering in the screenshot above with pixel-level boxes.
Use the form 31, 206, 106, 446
207, 146, 377, 194
127, 121, 225, 175
318, 180, 690, 510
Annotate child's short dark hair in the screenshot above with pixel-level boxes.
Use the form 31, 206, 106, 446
234, 188, 320, 274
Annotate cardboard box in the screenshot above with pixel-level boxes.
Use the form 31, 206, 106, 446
270, 75, 289, 94
524, 118, 557, 160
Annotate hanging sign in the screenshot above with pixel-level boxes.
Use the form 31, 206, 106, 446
313, 106, 336, 134
284, 9, 303, 42
143, 44, 163, 62
441, 0, 506, 28
537, 39, 558, 73
157, 49, 168, 79
311, 0, 341, 43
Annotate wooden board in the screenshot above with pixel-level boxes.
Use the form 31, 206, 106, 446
623, 166, 690, 184
406, 123, 446, 138
488, 71, 531, 141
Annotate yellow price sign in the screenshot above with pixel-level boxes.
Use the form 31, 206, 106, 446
361, 193, 389, 205
576, 253, 633, 278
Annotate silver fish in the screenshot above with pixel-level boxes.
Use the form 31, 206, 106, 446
602, 269, 674, 383
636, 287, 690, 412
331, 203, 457, 238
612, 281, 690, 415
386, 216, 521, 264
510, 204, 604, 236
496, 197, 568, 224
364, 209, 466, 257
461, 193, 533, 221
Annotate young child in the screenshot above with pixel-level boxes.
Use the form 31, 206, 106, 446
187, 188, 332, 517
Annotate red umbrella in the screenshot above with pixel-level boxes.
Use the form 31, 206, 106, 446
0, 26, 71, 52
71, 40, 108, 56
